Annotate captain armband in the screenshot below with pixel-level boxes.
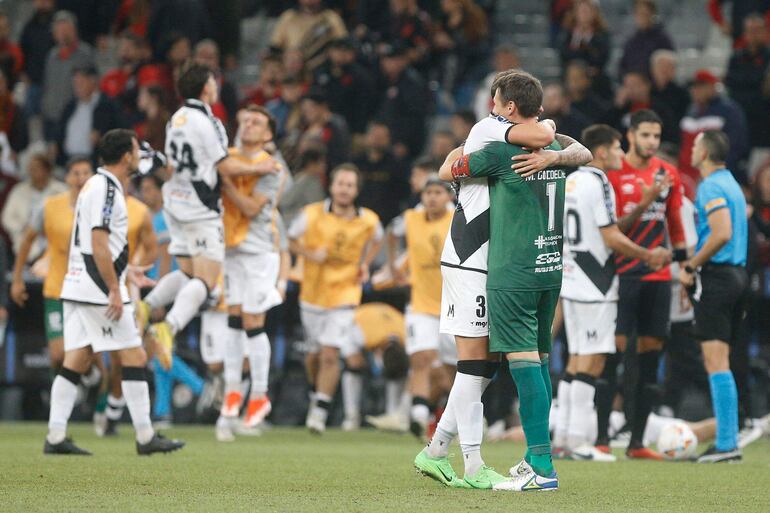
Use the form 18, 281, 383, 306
451, 155, 472, 180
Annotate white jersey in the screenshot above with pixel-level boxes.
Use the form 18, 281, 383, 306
561, 166, 618, 302
60, 169, 130, 305
164, 99, 228, 222
440, 114, 513, 272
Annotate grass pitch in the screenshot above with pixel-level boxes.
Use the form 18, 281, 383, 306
1, 423, 768, 513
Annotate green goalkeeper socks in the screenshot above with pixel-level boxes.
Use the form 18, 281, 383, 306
524, 356, 552, 466
509, 359, 554, 477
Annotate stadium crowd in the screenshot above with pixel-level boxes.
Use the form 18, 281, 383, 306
0, 0, 768, 453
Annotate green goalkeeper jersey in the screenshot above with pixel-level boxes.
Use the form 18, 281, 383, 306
467, 141, 566, 291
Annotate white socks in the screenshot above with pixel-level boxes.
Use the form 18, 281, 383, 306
554, 377, 573, 448
106, 394, 126, 421
165, 278, 208, 334
121, 367, 154, 444
341, 369, 363, 421
310, 392, 332, 424
385, 378, 406, 416
223, 325, 245, 390
567, 375, 596, 450
144, 270, 190, 309
245, 331, 271, 397
459, 402, 485, 476
47, 372, 79, 444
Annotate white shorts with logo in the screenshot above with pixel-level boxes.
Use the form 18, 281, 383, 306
300, 304, 356, 357
166, 212, 225, 262
63, 301, 142, 353
562, 299, 617, 356
439, 264, 489, 338
200, 310, 227, 364
224, 250, 282, 314
406, 309, 457, 365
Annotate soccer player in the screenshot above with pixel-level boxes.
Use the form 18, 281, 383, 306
139, 64, 278, 357
11, 156, 94, 371
556, 124, 671, 462
604, 109, 687, 459
416, 70, 591, 490
44, 129, 183, 455
681, 130, 748, 463
216, 105, 288, 440
387, 176, 455, 438
288, 164, 383, 434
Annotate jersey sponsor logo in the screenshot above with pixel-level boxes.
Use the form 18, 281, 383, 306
470, 320, 488, 328
102, 326, 113, 338
535, 251, 561, 265
446, 304, 455, 318
173, 114, 187, 127
621, 183, 635, 195
533, 234, 561, 249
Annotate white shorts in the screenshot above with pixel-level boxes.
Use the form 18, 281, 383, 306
200, 310, 227, 364
300, 304, 356, 357
166, 213, 225, 262
63, 301, 142, 353
224, 250, 282, 314
439, 264, 489, 338
406, 310, 458, 365
562, 299, 617, 356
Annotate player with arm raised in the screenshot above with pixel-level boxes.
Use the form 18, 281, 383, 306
415, 70, 592, 490
44, 129, 183, 456
555, 125, 671, 462
139, 65, 279, 358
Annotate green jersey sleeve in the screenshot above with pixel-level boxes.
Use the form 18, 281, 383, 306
468, 141, 528, 179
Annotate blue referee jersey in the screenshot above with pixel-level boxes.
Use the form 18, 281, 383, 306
694, 168, 748, 266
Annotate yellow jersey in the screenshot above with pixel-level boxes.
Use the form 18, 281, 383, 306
126, 195, 149, 262
354, 303, 405, 350
41, 192, 75, 299
297, 200, 381, 309
404, 208, 452, 316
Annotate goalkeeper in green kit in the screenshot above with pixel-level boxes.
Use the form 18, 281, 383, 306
442, 72, 570, 491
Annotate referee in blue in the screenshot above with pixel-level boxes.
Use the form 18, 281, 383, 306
680, 130, 748, 463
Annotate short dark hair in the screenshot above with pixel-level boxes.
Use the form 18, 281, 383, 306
490, 70, 543, 118
629, 109, 663, 131
66, 155, 93, 171
581, 124, 622, 153
298, 146, 327, 169
29, 153, 53, 173
330, 162, 362, 189
382, 339, 409, 379
140, 173, 165, 190
98, 129, 137, 165
177, 64, 212, 100
700, 130, 730, 163
241, 104, 277, 140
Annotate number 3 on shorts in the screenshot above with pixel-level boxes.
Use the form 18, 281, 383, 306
476, 295, 486, 318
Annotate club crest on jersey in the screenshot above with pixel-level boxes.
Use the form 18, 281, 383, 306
173, 114, 187, 127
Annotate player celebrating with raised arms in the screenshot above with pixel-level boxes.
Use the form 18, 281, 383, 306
289, 164, 383, 434
556, 125, 671, 461
139, 65, 279, 359
44, 129, 184, 456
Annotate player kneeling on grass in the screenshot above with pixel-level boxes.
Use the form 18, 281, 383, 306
45, 129, 184, 456
555, 124, 671, 462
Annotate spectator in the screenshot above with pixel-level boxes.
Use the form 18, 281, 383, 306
550, 0, 574, 47
19, 0, 56, 118
619, 0, 674, 79
56, 0, 118, 47
314, 37, 376, 135
266, 75, 305, 141
298, 89, 351, 171
541, 82, 590, 140
383, 0, 433, 71
112, 0, 151, 38
147, 0, 211, 61
749, 164, 770, 351
193, 39, 239, 125
559, 0, 611, 97
679, 70, 750, 186
100, 32, 148, 124
279, 146, 327, 227
431, 0, 490, 106
135, 85, 170, 153
1, 154, 66, 258
0, 167, 17, 247
282, 49, 310, 84
58, 66, 123, 163
354, 0, 390, 40
564, 59, 609, 124
376, 44, 430, 159
650, 49, 689, 129
0, 69, 28, 154
407, 157, 436, 207
241, 54, 283, 107
40, 11, 95, 143
726, 14, 770, 148
425, 129, 457, 169
353, 121, 409, 225
450, 109, 476, 143
708, 0, 770, 48
473, 45, 520, 120
606, 71, 678, 143
270, 0, 347, 72
0, 11, 24, 87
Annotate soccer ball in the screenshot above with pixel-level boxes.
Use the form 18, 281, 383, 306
656, 422, 698, 460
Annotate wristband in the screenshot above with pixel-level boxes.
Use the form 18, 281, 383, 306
683, 265, 696, 274
673, 249, 688, 262
451, 155, 471, 180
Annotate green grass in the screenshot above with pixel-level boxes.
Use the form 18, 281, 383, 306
0, 423, 768, 513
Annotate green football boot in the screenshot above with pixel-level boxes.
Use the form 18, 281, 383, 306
414, 449, 462, 487
463, 465, 509, 489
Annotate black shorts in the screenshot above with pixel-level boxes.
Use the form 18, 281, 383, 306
616, 279, 672, 339
692, 264, 748, 344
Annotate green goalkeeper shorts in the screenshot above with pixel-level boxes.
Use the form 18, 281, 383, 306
487, 288, 560, 355
44, 298, 64, 341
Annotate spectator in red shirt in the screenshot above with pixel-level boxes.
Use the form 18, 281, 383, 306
0, 11, 23, 87
298, 89, 351, 172
0, 69, 28, 154
100, 32, 149, 125
708, 0, 770, 48
112, 0, 150, 39
241, 54, 283, 107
